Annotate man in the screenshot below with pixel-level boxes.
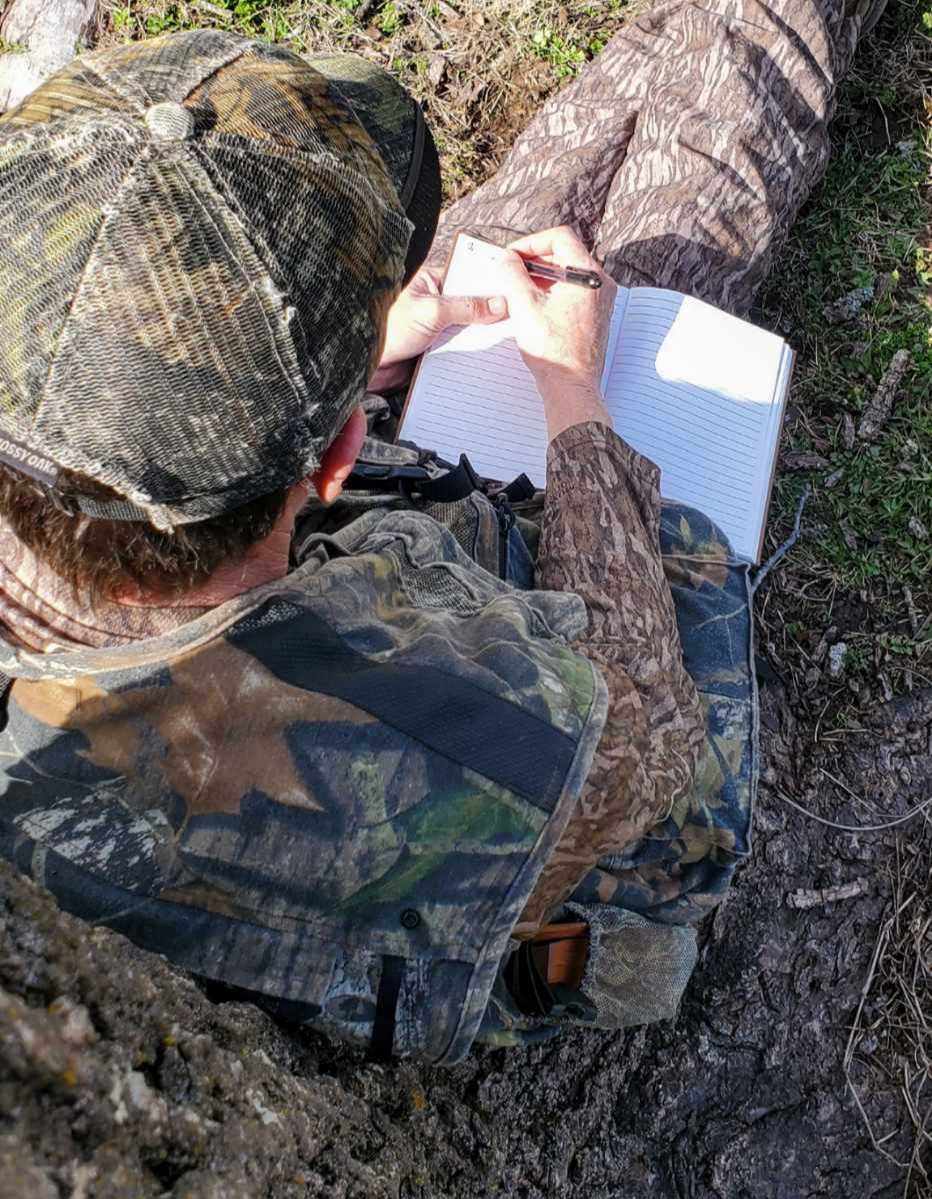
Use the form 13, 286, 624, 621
0, 0, 874, 1061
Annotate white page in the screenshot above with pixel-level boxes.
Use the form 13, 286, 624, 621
606, 290, 787, 561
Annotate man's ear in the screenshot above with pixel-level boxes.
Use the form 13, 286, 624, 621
312, 406, 368, 504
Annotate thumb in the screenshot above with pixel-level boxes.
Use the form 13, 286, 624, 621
436, 293, 509, 328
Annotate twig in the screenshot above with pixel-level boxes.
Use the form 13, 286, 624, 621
773, 789, 932, 832
786, 877, 870, 909
903, 586, 921, 639
843, 914, 910, 1169
752, 484, 810, 593
902, 1093, 932, 1198
858, 349, 912, 441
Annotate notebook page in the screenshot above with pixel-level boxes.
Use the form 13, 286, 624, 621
400, 235, 626, 485
606, 290, 787, 561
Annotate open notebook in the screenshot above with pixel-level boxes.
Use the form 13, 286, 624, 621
399, 234, 793, 563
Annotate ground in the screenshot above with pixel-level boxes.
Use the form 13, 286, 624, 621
1, 0, 931, 1196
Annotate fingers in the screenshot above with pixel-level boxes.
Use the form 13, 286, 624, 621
437, 293, 508, 327
493, 247, 542, 310
508, 225, 598, 268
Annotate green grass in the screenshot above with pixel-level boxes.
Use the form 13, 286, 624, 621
758, 0, 931, 706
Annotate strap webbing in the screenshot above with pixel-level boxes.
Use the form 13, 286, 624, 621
499, 474, 536, 504
0, 669, 12, 733
416, 454, 480, 503
346, 453, 481, 504
369, 954, 405, 1061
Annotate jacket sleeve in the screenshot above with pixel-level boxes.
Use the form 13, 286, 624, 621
514, 420, 704, 937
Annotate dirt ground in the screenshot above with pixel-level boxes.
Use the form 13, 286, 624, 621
1, 0, 931, 1196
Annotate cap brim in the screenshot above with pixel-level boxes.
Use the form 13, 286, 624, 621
306, 54, 440, 281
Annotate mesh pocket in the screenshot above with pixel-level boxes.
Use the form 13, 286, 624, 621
565, 902, 697, 1028
422, 497, 480, 557
398, 562, 479, 616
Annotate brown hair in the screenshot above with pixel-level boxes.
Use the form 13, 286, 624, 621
0, 465, 289, 601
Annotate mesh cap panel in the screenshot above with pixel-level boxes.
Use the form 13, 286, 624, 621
0, 31, 414, 529
0, 121, 141, 423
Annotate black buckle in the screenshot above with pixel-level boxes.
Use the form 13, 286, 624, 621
38, 483, 77, 516
415, 454, 481, 503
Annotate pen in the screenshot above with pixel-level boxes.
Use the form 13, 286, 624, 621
525, 260, 603, 290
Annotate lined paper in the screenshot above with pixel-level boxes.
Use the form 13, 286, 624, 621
400, 235, 791, 562
605, 290, 790, 561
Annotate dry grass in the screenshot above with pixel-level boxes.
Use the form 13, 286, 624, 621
845, 833, 932, 1196
94, 0, 644, 198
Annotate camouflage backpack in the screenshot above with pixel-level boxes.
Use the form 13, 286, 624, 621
297, 412, 758, 1049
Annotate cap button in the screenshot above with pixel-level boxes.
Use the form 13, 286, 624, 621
144, 101, 196, 142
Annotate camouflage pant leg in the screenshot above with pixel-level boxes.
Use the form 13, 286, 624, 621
480, 505, 755, 1041
568, 504, 755, 927
432, 0, 865, 316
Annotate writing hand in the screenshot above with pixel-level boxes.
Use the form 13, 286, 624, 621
495, 226, 616, 441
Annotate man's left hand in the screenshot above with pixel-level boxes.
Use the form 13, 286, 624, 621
369, 265, 507, 392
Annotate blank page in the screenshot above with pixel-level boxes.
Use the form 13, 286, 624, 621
606, 290, 789, 561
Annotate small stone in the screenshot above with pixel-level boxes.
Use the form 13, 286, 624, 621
427, 54, 446, 86
783, 450, 829, 471
841, 413, 856, 450
828, 642, 847, 678
907, 515, 928, 540
823, 284, 874, 325
812, 626, 838, 665
48, 997, 97, 1049
824, 468, 844, 488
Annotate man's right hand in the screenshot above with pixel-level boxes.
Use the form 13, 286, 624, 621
495, 226, 616, 441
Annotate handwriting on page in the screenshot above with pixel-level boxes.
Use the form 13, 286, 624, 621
442, 233, 510, 297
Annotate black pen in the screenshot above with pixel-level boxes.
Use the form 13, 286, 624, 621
525, 259, 602, 290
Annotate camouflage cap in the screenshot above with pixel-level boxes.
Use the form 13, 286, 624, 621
0, 31, 432, 530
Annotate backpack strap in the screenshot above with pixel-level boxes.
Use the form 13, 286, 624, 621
0, 668, 12, 733
368, 954, 405, 1062
498, 473, 536, 504
346, 453, 482, 504
415, 454, 481, 502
